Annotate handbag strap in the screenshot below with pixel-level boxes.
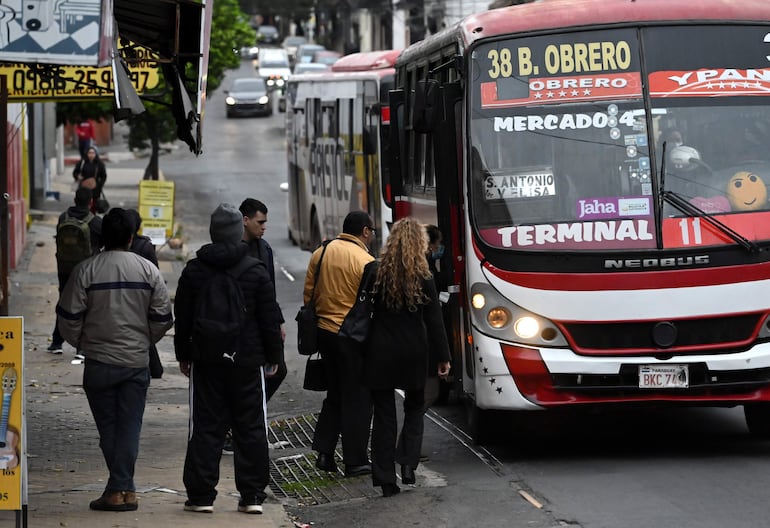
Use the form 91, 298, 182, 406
308, 240, 332, 305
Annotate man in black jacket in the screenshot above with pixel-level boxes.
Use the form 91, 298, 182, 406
48, 186, 102, 354
174, 203, 283, 515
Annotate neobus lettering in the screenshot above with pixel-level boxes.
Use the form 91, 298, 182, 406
668, 69, 770, 87
497, 219, 653, 247
604, 255, 710, 269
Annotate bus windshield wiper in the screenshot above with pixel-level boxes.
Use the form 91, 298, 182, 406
659, 142, 758, 253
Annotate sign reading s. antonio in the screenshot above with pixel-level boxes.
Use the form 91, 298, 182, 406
475, 28, 641, 109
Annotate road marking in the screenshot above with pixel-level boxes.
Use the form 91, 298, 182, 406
519, 489, 543, 509
280, 266, 295, 281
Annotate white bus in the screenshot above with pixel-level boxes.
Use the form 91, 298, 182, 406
284, 49, 400, 252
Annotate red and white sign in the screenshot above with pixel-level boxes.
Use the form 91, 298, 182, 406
662, 211, 770, 248
649, 69, 770, 98
481, 72, 642, 108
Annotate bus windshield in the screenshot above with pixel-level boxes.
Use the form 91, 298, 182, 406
470, 25, 770, 252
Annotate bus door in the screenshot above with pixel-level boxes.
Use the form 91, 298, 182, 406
363, 80, 382, 232
430, 81, 467, 391
287, 84, 303, 242
319, 101, 338, 239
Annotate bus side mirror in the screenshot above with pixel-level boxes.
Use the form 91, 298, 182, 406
412, 79, 440, 133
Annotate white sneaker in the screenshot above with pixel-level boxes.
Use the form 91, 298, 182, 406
237, 501, 263, 514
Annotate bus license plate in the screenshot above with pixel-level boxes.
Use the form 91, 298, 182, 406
638, 365, 689, 389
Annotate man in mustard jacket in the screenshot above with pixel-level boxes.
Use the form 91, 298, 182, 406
303, 210, 375, 477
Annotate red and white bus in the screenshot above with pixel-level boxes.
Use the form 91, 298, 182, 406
388, 0, 770, 442
284, 49, 400, 251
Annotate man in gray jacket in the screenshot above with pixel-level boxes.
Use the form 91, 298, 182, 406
57, 208, 173, 512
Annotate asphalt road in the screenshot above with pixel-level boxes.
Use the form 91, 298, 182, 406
153, 60, 770, 528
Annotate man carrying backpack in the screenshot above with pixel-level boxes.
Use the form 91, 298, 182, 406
174, 203, 283, 515
48, 186, 102, 354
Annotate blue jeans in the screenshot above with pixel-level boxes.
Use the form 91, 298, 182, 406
83, 359, 150, 492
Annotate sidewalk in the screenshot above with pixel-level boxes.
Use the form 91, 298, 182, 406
3, 149, 296, 527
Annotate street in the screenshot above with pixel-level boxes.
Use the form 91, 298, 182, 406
9, 58, 770, 528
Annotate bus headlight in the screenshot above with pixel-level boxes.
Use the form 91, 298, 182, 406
471, 293, 486, 309
276, 78, 285, 87
225, 96, 235, 105
487, 307, 510, 329
469, 282, 567, 347
513, 316, 539, 339
266, 79, 275, 87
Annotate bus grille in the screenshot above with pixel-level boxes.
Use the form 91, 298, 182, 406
561, 313, 762, 355
551, 365, 770, 396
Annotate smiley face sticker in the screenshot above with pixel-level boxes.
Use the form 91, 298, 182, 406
727, 171, 768, 211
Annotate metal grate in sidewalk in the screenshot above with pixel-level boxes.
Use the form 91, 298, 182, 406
268, 414, 379, 505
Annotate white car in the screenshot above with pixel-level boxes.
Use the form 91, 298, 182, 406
257, 48, 291, 91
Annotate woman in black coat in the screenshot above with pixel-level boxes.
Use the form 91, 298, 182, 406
362, 217, 451, 498
73, 146, 107, 211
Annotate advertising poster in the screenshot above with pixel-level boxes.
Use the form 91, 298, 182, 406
0, 317, 23, 511
138, 180, 175, 245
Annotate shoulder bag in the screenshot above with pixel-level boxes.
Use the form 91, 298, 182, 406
338, 260, 378, 343
302, 352, 326, 391
295, 241, 331, 356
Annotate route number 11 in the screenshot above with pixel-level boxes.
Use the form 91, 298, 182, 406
679, 217, 702, 245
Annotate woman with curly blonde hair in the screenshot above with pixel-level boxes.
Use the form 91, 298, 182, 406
363, 217, 451, 497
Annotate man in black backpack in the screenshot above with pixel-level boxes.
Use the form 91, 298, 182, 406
174, 203, 283, 515
48, 186, 102, 354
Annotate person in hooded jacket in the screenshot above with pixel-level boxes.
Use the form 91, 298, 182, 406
73, 145, 107, 211
173, 203, 283, 515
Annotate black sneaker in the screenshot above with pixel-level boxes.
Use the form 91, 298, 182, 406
237, 499, 263, 514
183, 500, 213, 513
46, 343, 63, 354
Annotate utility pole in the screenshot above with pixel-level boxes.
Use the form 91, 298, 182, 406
0, 75, 8, 315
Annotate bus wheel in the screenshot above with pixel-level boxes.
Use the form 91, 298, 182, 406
466, 399, 493, 445
744, 404, 770, 438
310, 212, 322, 249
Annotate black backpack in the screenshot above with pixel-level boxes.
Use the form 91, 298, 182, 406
191, 259, 254, 364
56, 212, 94, 274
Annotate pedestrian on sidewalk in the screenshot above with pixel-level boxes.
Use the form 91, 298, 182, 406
303, 210, 375, 477
363, 217, 450, 497
219, 198, 286, 455
48, 186, 102, 354
74, 118, 96, 160
72, 145, 107, 213
174, 203, 283, 514
56, 208, 173, 512
126, 208, 163, 379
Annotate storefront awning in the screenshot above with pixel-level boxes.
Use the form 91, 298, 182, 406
114, 0, 211, 154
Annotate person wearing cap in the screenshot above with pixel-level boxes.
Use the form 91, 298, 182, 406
173, 203, 283, 515
303, 210, 376, 478
56, 208, 173, 512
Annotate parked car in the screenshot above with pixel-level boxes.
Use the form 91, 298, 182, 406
312, 50, 342, 66
282, 35, 307, 65
256, 25, 279, 44
257, 48, 291, 91
296, 43, 325, 65
224, 77, 272, 118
